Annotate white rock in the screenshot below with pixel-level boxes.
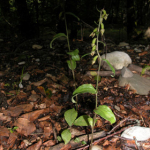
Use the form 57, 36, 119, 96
18, 61, 26, 65
121, 67, 133, 78
101, 51, 132, 70
90, 145, 103, 150
121, 126, 150, 141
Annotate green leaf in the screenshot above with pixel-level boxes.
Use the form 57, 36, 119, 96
67, 60, 76, 70
81, 53, 91, 58
81, 141, 87, 145
13, 126, 18, 130
73, 84, 96, 96
57, 136, 62, 142
102, 58, 115, 77
65, 12, 80, 21
74, 115, 92, 126
94, 105, 116, 124
50, 33, 67, 48
64, 108, 78, 126
74, 137, 80, 143
141, 65, 150, 76
61, 129, 71, 144
67, 49, 80, 61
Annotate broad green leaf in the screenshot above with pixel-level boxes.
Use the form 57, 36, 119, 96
67, 49, 80, 61
94, 105, 116, 124
64, 108, 78, 126
102, 58, 115, 77
74, 115, 92, 126
50, 33, 67, 48
73, 84, 96, 96
61, 129, 71, 144
141, 65, 150, 76
67, 60, 76, 70
65, 12, 80, 21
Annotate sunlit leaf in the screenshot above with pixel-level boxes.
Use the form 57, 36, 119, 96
73, 84, 96, 96
64, 108, 78, 126
61, 129, 71, 144
74, 115, 92, 126
94, 105, 116, 124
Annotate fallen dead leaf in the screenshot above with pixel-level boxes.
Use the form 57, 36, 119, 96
0, 113, 11, 122
139, 51, 148, 56
28, 94, 40, 102
26, 139, 42, 150
43, 140, 56, 147
7, 132, 18, 149
20, 108, 49, 122
14, 118, 36, 136
2, 104, 33, 117
0, 126, 10, 137
44, 126, 53, 138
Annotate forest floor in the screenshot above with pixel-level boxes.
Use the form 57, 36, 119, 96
0, 37, 150, 150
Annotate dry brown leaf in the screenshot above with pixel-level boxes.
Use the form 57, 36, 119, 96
38, 115, 50, 122
43, 140, 56, 147
31, 78, 47, 86
28, 94, 40, 102
2, 104, 33, 117
44, 126, 53, 138
20, 108, 49, 122
14, 118, 36, 136
139, 51, 148, 56
0, 113, 11, 122
0, 126, 10, 137
26, 139, 42, 150
7, 132, 18, 149
49, 104, 62, 114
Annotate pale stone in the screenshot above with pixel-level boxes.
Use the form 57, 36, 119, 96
101, 51, 132, 70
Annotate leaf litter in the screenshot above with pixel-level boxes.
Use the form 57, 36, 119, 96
0, 39, 150, 149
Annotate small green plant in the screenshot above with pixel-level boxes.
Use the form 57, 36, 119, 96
60, 9, 116, 147
50, 11, 80, 109
8, 126, 18, 133
141, 65, 150, 76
